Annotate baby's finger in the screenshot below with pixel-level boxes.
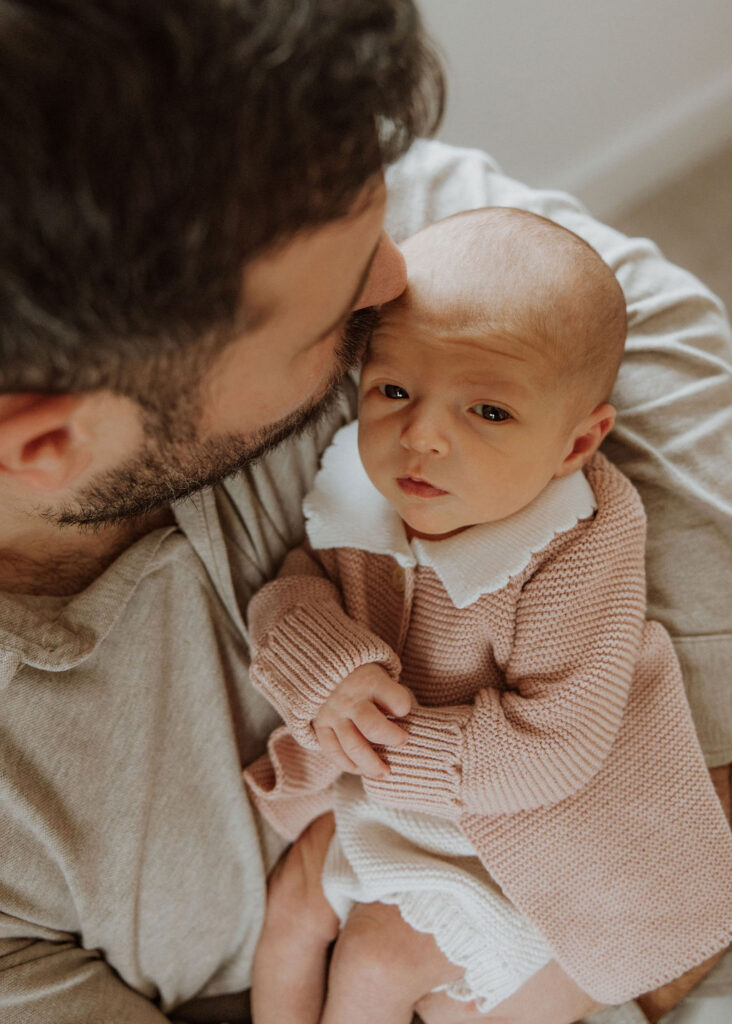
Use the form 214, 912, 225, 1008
370, 674, 412, 718
355, 700, 409, 747
335, 720, 390, 779
314, 724, 358, 774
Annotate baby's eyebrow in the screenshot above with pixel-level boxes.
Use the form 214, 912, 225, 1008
455, 374, 532, 397
362, 356, 399, 374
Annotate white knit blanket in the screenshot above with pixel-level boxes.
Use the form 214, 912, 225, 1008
323, 774, 553, 1011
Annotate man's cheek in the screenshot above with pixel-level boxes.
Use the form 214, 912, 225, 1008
300, 336, 337, 384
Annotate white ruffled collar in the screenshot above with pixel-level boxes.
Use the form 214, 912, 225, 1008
304, 422, 596, 608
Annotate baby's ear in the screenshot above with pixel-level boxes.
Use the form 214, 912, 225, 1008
555, 403, 616, 478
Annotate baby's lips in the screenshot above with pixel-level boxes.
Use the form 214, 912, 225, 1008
397, 476, 448, 497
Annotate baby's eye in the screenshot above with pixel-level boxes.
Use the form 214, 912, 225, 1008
378, 384, 409, 400
470, 404, 511, 422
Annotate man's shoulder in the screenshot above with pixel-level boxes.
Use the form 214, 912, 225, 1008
385, 139, 503, 242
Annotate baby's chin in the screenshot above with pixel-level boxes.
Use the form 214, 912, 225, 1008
401, 495, 541, 537
400, 502, 482, 541
403, 518, 472, 542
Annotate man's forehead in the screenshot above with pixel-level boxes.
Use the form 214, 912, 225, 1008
346, 175, 386, 217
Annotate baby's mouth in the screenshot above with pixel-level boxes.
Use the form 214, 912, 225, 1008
397, 476, 449, 498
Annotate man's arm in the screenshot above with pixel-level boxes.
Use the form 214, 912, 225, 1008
0, 934, 172, 1024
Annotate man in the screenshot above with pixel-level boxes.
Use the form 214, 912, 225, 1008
0, 2, 729, 1023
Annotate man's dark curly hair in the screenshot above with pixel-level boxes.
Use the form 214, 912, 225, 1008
0, 0, 444, 396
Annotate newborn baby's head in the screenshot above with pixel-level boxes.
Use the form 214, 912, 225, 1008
357, 206, 627, 540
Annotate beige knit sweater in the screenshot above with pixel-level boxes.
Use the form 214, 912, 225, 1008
245, 426, 732, 1004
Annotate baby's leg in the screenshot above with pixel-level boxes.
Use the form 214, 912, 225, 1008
320, 901, 465, 1024
319, 899, 606, 1024
251, 814, 340, 1024
415, 960, 607, 1024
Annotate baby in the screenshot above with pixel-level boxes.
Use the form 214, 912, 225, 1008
244, 208, 732, 1024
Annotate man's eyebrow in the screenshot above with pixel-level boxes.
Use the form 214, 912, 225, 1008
309, 238, 382, 345
241, 237, 382, 338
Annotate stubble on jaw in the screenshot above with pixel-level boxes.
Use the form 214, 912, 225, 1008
48, 307, 380, 528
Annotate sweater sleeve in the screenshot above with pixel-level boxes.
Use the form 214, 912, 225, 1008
247, 545, 401, 750
386, 140, 732, 768
243, 725, 341, 841
364, 464, 649, 818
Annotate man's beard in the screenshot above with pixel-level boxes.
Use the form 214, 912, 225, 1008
50, 307, 379, 528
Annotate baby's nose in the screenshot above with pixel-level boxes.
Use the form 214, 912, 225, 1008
400, 414, 448, 456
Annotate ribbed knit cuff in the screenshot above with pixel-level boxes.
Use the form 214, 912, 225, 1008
243, 728, 339, 843
253, 602, 401, 746
364, 705, 471, 819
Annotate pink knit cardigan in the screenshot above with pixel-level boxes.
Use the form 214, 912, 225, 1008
244, 454, 732, 1004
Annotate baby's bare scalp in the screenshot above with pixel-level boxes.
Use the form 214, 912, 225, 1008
392, 207, 627, 412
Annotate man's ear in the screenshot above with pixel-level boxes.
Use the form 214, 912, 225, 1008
555, 403, 616, 478
0, 394, 93, 492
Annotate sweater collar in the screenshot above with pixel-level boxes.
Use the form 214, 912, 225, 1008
304, 421, 596, 608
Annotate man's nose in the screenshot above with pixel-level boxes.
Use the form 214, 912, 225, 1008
353, 233, 407, 310
400, 405, 449, 456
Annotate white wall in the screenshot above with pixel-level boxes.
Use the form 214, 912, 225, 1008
417, 0, 732, 218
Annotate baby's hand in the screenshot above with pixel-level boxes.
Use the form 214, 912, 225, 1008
313, 664, 411, 778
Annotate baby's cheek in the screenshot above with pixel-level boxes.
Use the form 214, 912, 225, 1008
361, 438, 393, 496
